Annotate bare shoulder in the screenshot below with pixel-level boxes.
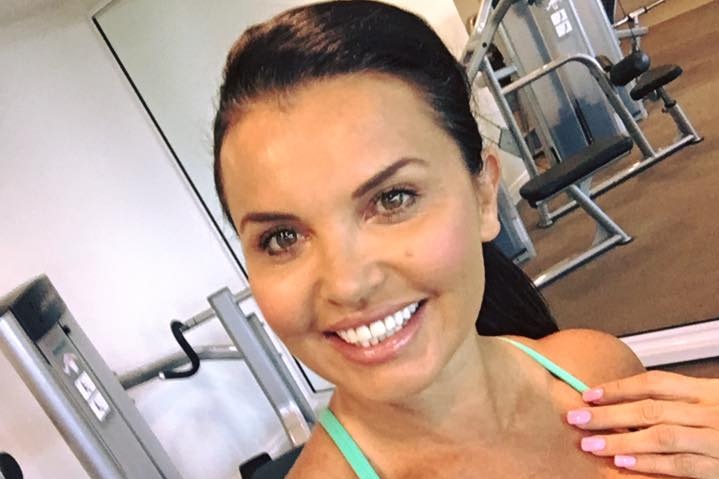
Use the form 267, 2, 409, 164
286, 424, 355, 479
538, 328, 646, 384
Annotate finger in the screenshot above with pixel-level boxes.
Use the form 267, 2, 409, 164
579, 425, 719, 459
583, 370, 714, 405
613, 453, 719, 479
567, 399, 719, 431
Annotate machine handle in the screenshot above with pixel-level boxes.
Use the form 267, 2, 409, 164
159, 321, 200, 379
0, 452, 23, 479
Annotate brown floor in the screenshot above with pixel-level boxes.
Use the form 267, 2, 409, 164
617, 0, 714, 28
517, 2, 719, 373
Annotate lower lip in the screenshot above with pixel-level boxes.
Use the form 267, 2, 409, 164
325, 301, 426, 365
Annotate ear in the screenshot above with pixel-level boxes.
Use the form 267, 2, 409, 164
472, 150, 501, 242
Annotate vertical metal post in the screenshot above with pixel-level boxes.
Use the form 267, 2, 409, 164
208, 289, 312, 447
480, 57, 553, 226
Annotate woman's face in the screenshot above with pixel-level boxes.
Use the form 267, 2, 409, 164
220, 73, 500, 402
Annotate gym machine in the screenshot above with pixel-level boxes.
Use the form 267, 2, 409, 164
463, 0, 701, 287
0, 276, 317, 478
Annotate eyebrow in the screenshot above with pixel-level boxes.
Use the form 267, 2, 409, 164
238, 157, 427, 233
238, 212, 300, 233
351, 157, 428, 199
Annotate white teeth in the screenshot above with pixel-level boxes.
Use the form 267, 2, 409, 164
356, 325, 372, 342
369, 320, 386, 338
335, 301, 421, 348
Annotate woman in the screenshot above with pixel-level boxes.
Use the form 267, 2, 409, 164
212, 2, 719, 477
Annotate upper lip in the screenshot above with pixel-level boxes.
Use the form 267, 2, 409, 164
325, 300, 422, 333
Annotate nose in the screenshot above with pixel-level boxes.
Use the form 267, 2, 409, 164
317, 230, 385, 310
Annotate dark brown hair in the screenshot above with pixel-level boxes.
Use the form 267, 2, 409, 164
213, 0, 558, 338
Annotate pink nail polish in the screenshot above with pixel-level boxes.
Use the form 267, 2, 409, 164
583, 388, 604, 402
581, 436, 606, 452
614, 455, 637, 468
567, 410, 591, 425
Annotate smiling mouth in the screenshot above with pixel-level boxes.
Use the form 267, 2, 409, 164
327, 300, 426, 348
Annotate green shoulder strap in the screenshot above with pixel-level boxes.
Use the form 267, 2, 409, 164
496, 336, 590, 393
318, 408, 381, 479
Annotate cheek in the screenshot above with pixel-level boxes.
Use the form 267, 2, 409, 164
406, 204, 485, 291
248, 266, 315, 341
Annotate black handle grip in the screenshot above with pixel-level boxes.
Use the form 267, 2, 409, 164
0, 452, 23, 479
160, 321, 200, 380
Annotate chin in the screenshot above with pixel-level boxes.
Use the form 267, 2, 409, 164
326, 345, 451, 404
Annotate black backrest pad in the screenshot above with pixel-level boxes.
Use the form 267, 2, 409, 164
0, 275, 66, 342
520, 136, 634, 206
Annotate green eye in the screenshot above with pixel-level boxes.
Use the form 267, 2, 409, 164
376, 189, 417, 215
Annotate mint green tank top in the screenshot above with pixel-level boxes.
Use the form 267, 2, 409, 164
318, 337, 590, 479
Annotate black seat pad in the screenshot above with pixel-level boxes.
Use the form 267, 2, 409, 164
630, 65, 683, 100
249, 446, 303, 479
520, 136, 634, 206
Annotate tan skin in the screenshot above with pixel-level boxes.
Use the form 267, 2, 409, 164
219, 73, 666, 478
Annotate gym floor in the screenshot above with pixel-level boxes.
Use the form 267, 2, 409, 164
518, 1, 719, 377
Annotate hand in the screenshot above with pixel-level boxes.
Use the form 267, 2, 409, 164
565, 370, 719, 478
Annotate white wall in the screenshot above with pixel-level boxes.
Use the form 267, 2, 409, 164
0, 1, 479, 479
0, 2, 292, 478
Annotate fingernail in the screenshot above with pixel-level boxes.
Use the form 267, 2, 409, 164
581, 436, 606, 452
566, 409, 592, 425
583, 388, 604, 402
614, 455, 637, 468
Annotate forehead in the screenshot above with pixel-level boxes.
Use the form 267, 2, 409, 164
219, 73, 458, 218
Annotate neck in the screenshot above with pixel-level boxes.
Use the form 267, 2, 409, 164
330, 335, 543, 448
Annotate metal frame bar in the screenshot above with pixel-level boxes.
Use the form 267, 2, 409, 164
479, 57, 554, 226
209, 288, 313, 447
118, 345, 242, 390
532, 185, 632, 289
464, 0, 521, 79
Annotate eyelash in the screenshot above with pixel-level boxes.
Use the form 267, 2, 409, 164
368, 186, 419, 221
257, 185, 420, 256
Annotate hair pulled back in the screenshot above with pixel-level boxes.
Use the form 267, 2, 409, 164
213, 0, 558, 339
